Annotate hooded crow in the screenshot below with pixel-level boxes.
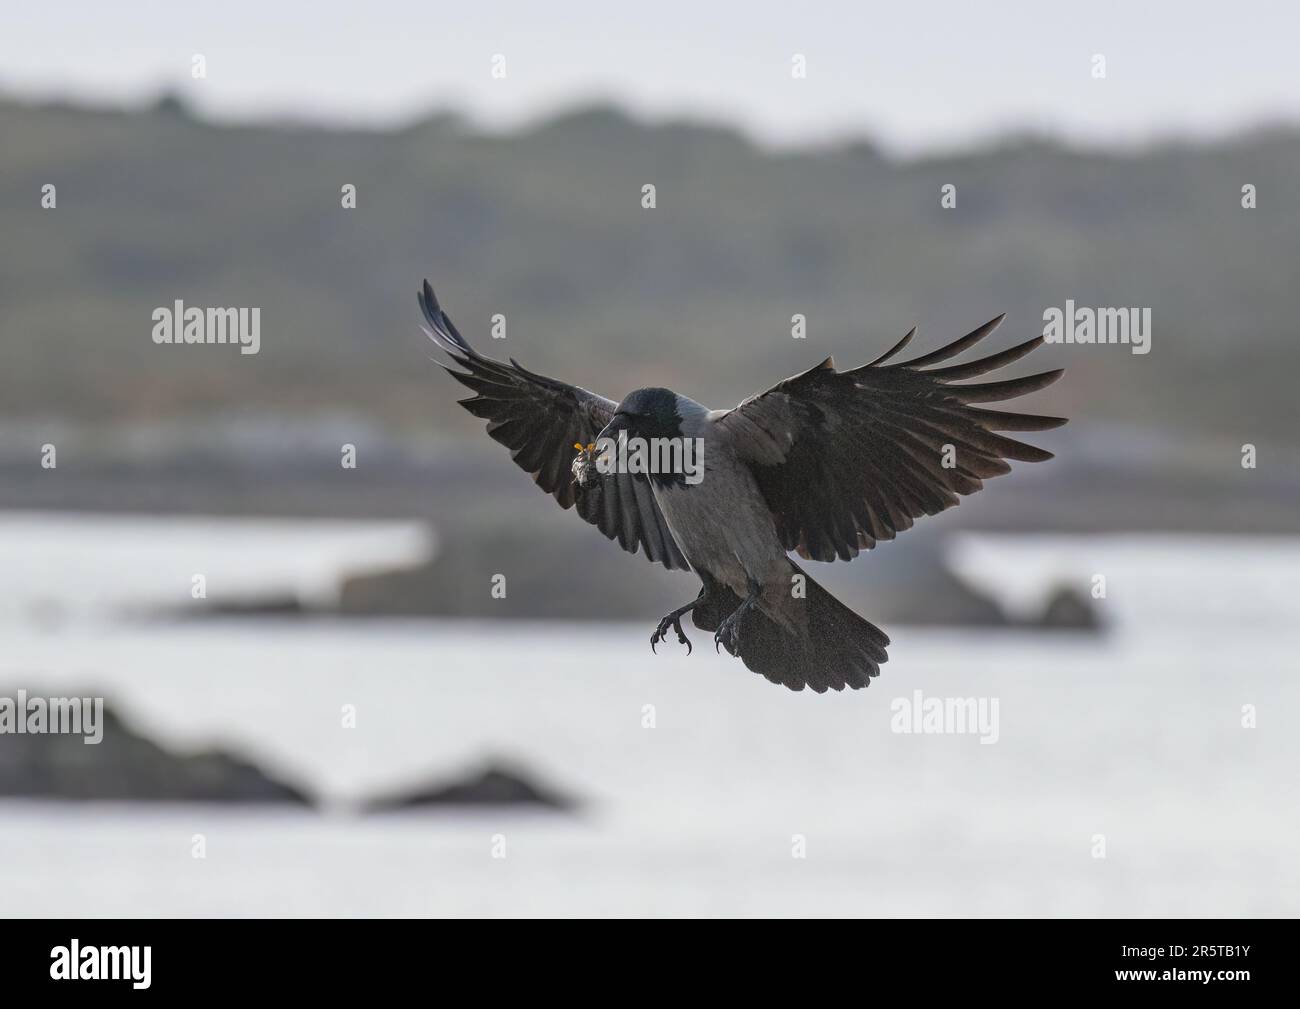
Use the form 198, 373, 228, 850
420, 281, 1065, 692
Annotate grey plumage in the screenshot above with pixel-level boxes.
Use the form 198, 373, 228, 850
421, 280, 1065, 693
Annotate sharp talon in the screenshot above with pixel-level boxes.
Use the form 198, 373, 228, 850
711, 616, 740, 657
654, 611, 698, 657
670, 618, 691, 654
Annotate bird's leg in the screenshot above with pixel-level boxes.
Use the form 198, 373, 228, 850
714, 577, 762, 656
650, 595, 701, 655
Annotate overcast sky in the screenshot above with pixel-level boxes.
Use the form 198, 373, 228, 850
4, 1, 1298, 153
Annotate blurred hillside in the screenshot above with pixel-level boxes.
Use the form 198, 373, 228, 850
1, 93, 1296, 439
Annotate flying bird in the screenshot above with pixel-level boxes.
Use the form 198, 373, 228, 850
420, 281, 1065, 692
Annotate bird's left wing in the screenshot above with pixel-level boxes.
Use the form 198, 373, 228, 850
420, 281, 689, 571
715, 315, 1065, 562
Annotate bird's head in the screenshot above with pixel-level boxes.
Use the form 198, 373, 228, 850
598, 387, 684, 442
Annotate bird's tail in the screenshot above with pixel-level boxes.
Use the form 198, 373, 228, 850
692, 562, 890, 692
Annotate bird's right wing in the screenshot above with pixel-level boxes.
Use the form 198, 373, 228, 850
715, 315, 1065, 562
420, 281, 689, 571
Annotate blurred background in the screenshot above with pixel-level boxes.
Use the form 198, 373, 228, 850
1, 1, 1298, 916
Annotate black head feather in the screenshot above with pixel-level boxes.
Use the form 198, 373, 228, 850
613, 388, 683, 440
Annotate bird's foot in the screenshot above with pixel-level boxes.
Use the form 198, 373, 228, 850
714, 578, 761, 657
650, 613, 693, 655
713, 613, 742, 656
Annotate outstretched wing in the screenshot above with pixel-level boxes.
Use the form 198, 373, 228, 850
716, 315, 1065, 562
420, 281, 689, 571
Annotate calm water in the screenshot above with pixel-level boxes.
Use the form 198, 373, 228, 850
1, 522, 1298, 916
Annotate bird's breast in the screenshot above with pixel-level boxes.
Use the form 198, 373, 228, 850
651, 451, 784, 594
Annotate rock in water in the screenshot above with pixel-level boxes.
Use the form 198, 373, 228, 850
364, 761, 579, 813
1038, 585, 1102, 630
0, 697, 312, 805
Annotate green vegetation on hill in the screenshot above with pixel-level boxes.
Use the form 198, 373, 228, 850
2, 95, 1296, 445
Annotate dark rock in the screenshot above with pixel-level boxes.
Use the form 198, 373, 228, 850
364, 762, 578, 813
1036, 585, 1103, 630
340, 514, 1019, 628
150, 91, 194, 119
198, 595, 305, 617
0, 696, 312, 805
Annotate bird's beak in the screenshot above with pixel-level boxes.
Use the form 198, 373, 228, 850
596, 414, 629, 443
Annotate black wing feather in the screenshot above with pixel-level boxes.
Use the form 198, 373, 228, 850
719, 315, 1065, 562
420, 281, 688, 571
